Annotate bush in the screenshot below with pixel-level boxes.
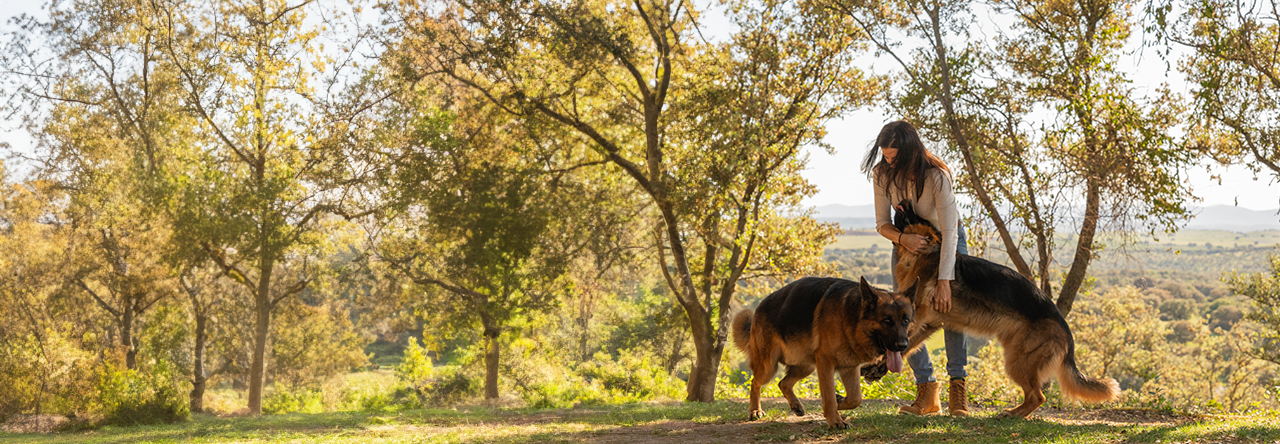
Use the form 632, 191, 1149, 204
1209, 305, 1245, 331
393, 337, 480, 409
96, 361, 189, 426
262, 384, 324, 414
1167, 320, 1197, 343
1159, 299, 1197, 321
417, 369, 480, 406
577, 351, 682, 404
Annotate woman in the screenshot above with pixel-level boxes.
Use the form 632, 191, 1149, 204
862, 120, 970, 417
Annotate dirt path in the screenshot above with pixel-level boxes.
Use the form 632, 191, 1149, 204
525, 399, 1194, 444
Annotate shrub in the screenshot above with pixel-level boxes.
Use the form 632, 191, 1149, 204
96, 361, 189, 426
577, 351, 682, 404
418, 368, 480, 406
1209, 305, 1245, 331
393, 338, 480, 409
262, 384, 324, 414
1167, 320, 1197, 343
1159, 299, 1197, 321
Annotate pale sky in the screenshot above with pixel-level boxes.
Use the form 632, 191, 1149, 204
1, 1, 1276, 211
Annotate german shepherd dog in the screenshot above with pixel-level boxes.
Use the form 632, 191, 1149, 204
732, 276, 918, 429
892, 202, 1119, 417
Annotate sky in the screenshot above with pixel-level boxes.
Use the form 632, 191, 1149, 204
0, 1, 1275, 211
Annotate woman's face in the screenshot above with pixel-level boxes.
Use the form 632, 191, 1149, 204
881, 147, 899, 166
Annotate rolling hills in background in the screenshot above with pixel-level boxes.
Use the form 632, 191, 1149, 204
815, 204, 1280, 232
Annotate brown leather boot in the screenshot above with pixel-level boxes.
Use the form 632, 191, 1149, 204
898, 382, 941, 415
948, 379, 970, 417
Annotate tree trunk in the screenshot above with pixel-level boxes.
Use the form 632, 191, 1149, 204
684, 312, 721, 402
665, 329, 685, 375
247, 300, 270, 414
483, 327, 500, 400
122, 302, 136, 370
1056, 178, 1101, 317
190, 311, 208, 413
247, 259, 274, 415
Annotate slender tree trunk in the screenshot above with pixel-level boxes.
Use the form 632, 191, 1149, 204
665, 329, 685, 375
483, 326, 500, 400
578, 320, 590, 363
247, 259, 274, 415
1056, 178, 1101, 317
190, 311, 208, 413
122, 303, 137, 370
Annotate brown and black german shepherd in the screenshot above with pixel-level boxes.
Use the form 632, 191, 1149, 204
891, 203, 1119, 417
732, 276, 918, 429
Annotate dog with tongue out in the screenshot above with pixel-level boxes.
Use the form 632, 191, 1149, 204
732, 276, 918, 429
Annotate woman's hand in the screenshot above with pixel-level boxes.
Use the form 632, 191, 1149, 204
899, 233, 928, 255
934, 280, 952, 313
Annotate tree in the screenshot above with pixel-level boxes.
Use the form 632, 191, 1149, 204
1225, 253, 1280, 365
1, 0, 195, 369
370, 90, 618, 399
385, 0, 868, 401
1172, 0, 1280, 196
151, 0, 370, 414
178, 263, 230, 413
0, 173, 89, 416
832, 0, 1191, 315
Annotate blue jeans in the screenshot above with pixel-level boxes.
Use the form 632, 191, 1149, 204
891, 223, 968, 384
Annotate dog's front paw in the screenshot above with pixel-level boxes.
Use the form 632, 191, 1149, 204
748, 409, 765, 421
789, 402, 805, 416
826, 418, 849, 430
862, 362, 888, 382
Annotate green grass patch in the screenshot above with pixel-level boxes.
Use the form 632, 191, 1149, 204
4, 399, 1277, 443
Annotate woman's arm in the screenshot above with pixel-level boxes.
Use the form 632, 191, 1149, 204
933, 170, 960, 313
874, 174, 899, 243
933, 170, 960, 280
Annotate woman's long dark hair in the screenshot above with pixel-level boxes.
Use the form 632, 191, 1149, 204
860, 120, 951, 199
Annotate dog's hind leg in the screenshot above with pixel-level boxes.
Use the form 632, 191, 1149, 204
836, 366, 863, 410
778, 363, 815, 416
749, 356, 779, 421
997, 334, 1056, 418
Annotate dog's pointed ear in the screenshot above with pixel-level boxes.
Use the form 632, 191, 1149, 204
860, 276, 878, 318
904, 278, 920, 305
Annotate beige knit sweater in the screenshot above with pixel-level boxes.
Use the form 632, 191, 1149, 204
873, 168, 960, 280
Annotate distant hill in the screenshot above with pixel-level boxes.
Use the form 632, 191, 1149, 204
815, 203, 1280, 232
813, 204, 877, 230
1186, 205, 1280, 232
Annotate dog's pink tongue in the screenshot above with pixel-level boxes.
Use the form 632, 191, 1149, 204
887, 351, 904, 373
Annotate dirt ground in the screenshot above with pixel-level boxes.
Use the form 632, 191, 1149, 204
0, 415, 69, 434
572, 399, 1194, 444
0, 399, 1200, 443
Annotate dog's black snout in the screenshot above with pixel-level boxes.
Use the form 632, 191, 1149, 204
892, 339, 909, 352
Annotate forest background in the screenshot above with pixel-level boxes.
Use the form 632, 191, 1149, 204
0, 0, 1280, 434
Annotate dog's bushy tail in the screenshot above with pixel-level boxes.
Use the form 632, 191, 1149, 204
1056, 328, 1120, 403
732, 309, 753, 352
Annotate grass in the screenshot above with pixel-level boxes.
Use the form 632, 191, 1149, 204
4, 399, 1278, 443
